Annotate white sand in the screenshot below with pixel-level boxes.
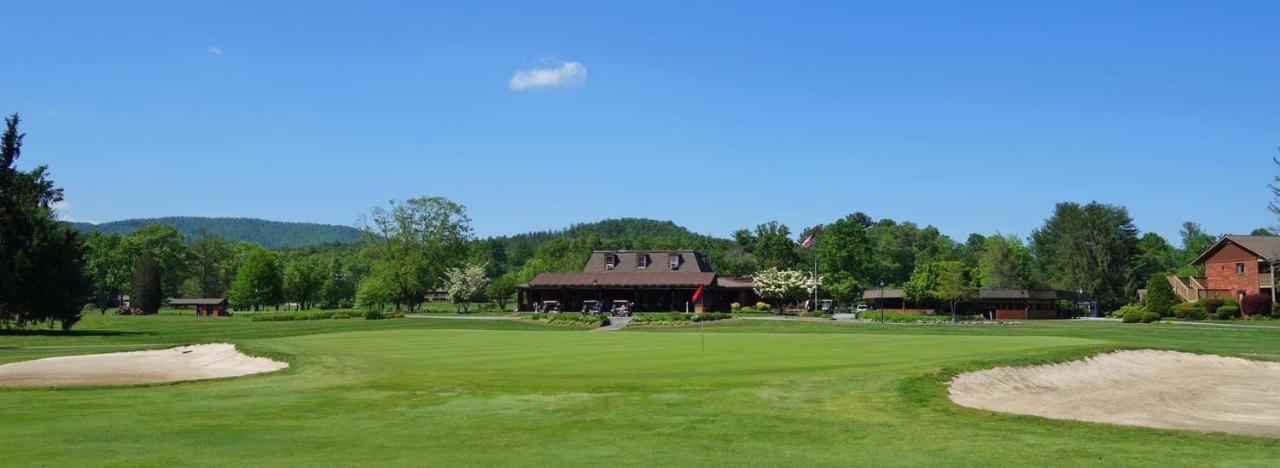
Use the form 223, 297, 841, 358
950, 350, 1280, 437
0, 343, 288, 387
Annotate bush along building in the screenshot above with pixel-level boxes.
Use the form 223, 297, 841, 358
1168, 235, 1279, 303
519, 251, 760, 312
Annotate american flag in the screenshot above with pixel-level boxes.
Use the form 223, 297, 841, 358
801, 234, 817, 249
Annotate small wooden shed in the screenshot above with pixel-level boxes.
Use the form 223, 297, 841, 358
169, 298, 230, 317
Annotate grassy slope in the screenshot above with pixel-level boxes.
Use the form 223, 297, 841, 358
2, 316, 1280, 466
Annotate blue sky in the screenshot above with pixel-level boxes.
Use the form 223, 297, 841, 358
5, 1, 1277, 242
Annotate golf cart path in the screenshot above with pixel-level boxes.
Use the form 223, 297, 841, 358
596, 316, 632, 331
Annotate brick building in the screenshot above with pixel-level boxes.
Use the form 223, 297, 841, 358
1169, 235, 1279, 302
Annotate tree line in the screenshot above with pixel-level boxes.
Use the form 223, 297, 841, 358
5, 112, 1277, 330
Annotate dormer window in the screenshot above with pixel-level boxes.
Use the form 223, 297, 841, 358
637, 254, 649, 269
669, 254, 680, 270
605, 253, 617, 270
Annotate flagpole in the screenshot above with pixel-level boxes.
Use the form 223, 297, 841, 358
813, 245, 819, 312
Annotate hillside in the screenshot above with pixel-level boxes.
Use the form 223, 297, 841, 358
481, 218, 754, 277
72, 217, 363, 249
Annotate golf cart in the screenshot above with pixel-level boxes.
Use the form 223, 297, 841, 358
610, 300, 633, 317
582, 300, 602, 314
818, 299, 834, 313
538, 300, 561, 313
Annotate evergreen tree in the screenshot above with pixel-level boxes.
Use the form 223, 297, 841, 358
1030, 202, 1138, 311
131, 253, 163, 315
0, 113, 91, 329
1144, 274, 1179, 317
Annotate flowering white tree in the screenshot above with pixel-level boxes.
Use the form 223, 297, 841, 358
752, 268, 819, 311
442, 263, 489, 313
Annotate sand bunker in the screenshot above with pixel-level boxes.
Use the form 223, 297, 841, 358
0, 344, 288, 387
950, 350, 1280, 437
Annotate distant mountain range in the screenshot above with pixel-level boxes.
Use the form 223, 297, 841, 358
70, 217, 364, 249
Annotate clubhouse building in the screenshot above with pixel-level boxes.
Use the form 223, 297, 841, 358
519, 250, 759, 312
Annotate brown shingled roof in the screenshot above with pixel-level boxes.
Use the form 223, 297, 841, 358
167, 298, 228, 306
528, 272, 715, 288
1192, 235, 1280, 264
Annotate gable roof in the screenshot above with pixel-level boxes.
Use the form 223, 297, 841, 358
167, 298, 228, 306
1192, 235, 1280, 264
528, 272, 716, 288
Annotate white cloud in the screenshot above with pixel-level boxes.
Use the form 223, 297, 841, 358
508, 61, 587, 91
208, 46, 223, 56
51, 200, 70, 211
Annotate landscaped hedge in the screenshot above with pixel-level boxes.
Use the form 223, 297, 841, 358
1172, 302, 1208, 320
249, 310, 400, 321
632, 313, 732, 326
861, 311, 981, 323
1215, 306, 1240, 320
524, 313, 609, 327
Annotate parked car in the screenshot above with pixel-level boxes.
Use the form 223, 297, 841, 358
855, 304, 869, 313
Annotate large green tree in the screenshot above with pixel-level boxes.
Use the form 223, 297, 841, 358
976, 234, 1034, 289
1030, 202, 1138, 310
284, 257, 326, 310
904, 261, 977, 321
85, 233, 130, 311
228, 248, 284, 311
816, 213, 874, 305
1125, 232, 1180, 296
188, 231, 234, 297
123, 224, 191, 298
362, 196, 472, 311
1175, 221, 1216, 277
0, 113, 91, 329
748, 221, 799, 270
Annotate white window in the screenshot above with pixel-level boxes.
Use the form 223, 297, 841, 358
637, 254, 649, 269
606, 254, 617, 270
669, 254, 680, 270
1236, 263, 1246, 274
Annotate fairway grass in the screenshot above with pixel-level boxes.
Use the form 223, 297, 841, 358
3, 316, 1280, 466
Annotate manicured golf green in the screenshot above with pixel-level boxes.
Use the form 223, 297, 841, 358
3, 315, 1280, 466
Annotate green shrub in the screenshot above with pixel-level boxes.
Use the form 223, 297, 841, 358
250, 310, 345, 322
755, 301, 770, 310
691, 313, 731, 322
330, 311, 351, 319
1215, 306, 1240, 320
863, 311, 980, 323
1139, 311, 1161, 323
1197, 297, 1225, 314
1171, 302, 1208, 320
524, 312, 608, 327
1115, 303, 1144, 322
362, 309, 386, 320
730, 302, 742, 311
1241, 293, 1271, 318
